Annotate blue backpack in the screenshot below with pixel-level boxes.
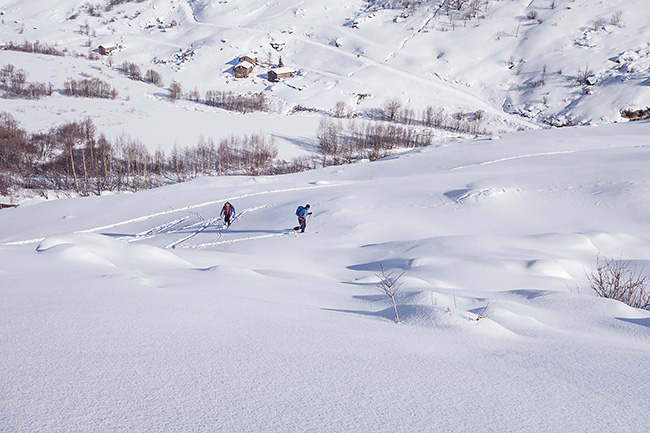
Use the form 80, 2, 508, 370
296, 206, 305, 217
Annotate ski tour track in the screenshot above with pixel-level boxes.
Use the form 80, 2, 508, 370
1, 145, 620, 248
1, 182, 349, 249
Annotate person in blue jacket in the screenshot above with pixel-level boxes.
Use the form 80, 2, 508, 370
220, 201, 235, 227
293, 204, 312, 233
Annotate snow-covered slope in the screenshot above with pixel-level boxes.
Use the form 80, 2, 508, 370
2, 3, 650, 430
2, 0, 649, 156
1, 121, 649, 432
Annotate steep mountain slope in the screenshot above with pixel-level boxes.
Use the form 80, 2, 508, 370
1, 0, 649, 156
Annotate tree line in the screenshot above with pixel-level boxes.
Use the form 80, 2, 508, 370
318, 118, 437, 165
0, 113, 318, 199
0, 64, 53, 100
319, 98, 487, 165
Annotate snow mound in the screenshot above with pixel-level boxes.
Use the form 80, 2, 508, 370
36, 233, 192, 270
526, 259, 573, 280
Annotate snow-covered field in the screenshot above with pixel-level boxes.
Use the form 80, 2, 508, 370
2, 121, 650, 432
2, 0, 650, 431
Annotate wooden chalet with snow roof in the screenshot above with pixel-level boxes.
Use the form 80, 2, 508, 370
268, 67, 296, 82
98, 43, 118, 55
234, 61, 255, 78
238, 54, 258, 65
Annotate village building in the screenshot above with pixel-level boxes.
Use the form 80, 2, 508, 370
268, 67, 296, 82
98, 44, 118, 55
234, 61, 255, 78
238, 54, 258, 65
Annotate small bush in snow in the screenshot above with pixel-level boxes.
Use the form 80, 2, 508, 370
586, 255, 650, 310
576, 64, 594, 85
621, 107, 650, 121
376, 264, 404, 324
610, 10, 624, 28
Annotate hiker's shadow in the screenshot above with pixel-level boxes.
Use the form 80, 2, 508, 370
214, 229, 287, 235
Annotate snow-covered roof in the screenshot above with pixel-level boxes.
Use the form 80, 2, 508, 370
269, 67, 296, 74
236, 61, 255, 69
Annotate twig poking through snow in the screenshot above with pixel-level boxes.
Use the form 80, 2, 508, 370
376, 264, 404, 324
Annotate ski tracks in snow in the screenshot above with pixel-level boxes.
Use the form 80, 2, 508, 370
449, 150, 578, 171
171, 204, 270, 249
1, 182, 348, 248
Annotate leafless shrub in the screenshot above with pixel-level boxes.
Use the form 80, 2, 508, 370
592, 17, 608, 31
526, 10, 538, 20
376, 264, 404, 324
64, 78, 117, 99
122, 61, 141, 81
79, 21, 91, 36
317, 117, 341, 166
0, 173, 13, 196
0, 64, 53, 99
382, 97, 403, 122
204, 90, 269, 113
144, 69, 163, 87
610, 10, 624, 28
106, 0, 145, 12
466, 0, 482, 19
450, 0, 470, 11
188, 87, 200, 103
334, 100, 350, 118
621, 107, 650, 121
169, 81, 182, 102
531, 77, 545, 87
576, 63, 594, 85
85, 3, 102, 17
586, 255, 650, 310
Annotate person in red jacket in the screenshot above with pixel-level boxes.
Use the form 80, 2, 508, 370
220, 201, 235, 227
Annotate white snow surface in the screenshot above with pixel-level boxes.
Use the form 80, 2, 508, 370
2, 120, 650, 432
2, 1, 650, 431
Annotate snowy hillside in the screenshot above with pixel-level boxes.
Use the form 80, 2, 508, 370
2, 2, 650, 431
1, 120, 650, 431
2, 0, 650, 156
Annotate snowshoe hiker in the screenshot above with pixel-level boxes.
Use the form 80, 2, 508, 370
293, 204, 312, 233
220, 201, 235, 227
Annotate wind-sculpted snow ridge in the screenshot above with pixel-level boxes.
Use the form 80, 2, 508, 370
36, 232, 193, 270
